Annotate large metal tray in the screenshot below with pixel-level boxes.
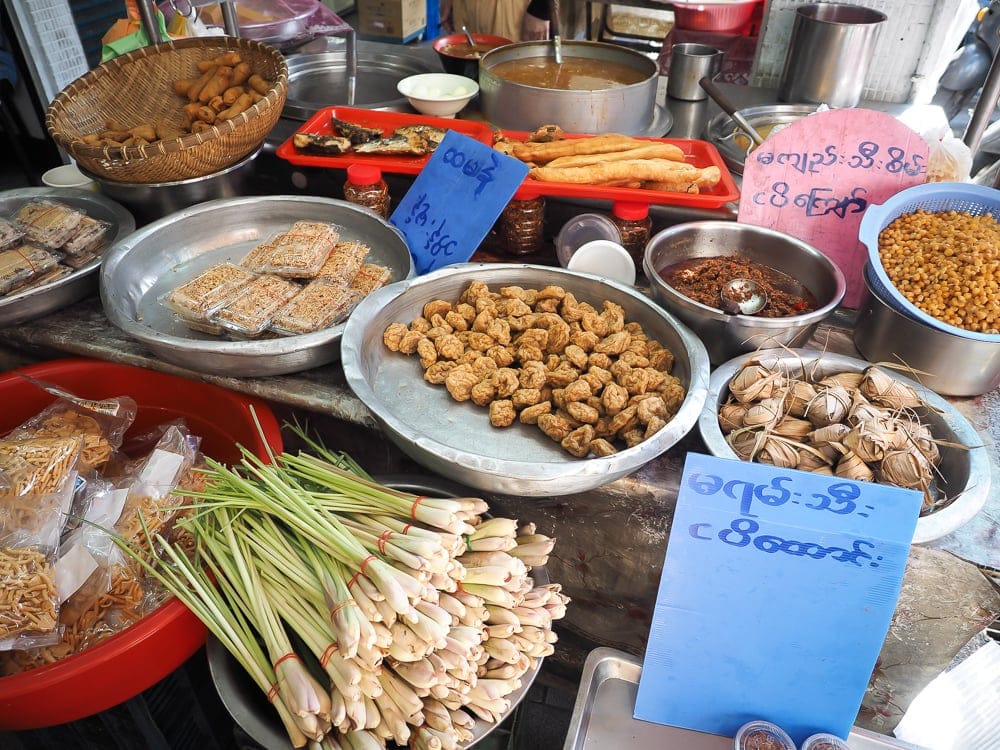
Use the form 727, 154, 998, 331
0, 187, 135, 328
100, 195, 413, 378
341, 263, 711, 497
564, 647, 928, 750
703, 104, 819, 174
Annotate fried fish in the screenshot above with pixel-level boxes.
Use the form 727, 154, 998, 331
330, 116, 383, 144
293, 133, 353, 155
354, 131, 432, 156
393, 125, 447, 151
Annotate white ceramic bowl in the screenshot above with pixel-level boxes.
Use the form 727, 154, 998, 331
566, 239, 636, 286
397, 73, 479, 117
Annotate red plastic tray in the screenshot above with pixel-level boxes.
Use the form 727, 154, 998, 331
0, 358, 283, 730
500, 129, 740, 209
275, 105, 498, 175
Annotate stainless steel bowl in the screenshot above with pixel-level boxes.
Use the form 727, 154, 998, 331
0, 187, 135, 328
643, 221, 846, 365
698, 349, 991, 544
478, 40, 660, 135
703, 103, 818, 173
83, 148, 260, 225
341, 263, 710, 497
854, 264, 1000, 397
100, 195, 413, 378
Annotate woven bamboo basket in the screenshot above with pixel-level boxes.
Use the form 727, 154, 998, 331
46, 36, 288, 184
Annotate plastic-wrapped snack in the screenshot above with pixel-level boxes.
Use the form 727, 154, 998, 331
15, 201, 85, 248
0, 218, 24, 252
0, 244, 62, 296
62, 252, 98, 270
19, 265, 74, 291
0, 545, 59, 647
214, 273, 302, 337
62, 215, 111, 257
0, 435, 83, 498
240, 220, 341, 278
270, 279, 357, 335
313, 239, 371, 285
164, 262, 257, 321
348, 262, 393, 297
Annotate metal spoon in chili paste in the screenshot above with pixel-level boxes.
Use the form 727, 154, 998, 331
720, 277, 768, 315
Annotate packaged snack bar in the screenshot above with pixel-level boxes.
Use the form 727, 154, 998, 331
214, 273, 302, 337
164, 262, 257, 321
270, 279, 357, 335
240, 220, 341, 278
313, 239, 371, 285
15, 201, 85, 249
0, 244, 62, 296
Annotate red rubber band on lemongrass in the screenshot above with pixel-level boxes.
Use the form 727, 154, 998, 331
320, 643, 339, 668
347, 570, 362, 589
359, 554, 377, 575
267, 682, 280, 703
401, 523, 413, 534
331, 599, 356, 617
410, 495, 426, 519
273, 652, 299, 670
377, 529, 393, 554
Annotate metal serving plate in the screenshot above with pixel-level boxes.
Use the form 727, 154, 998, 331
0, 187, 135, 328
697, 349, 991, 544
283, 50, 439, 119
341, 263, 711, 497
704, 104, 819, 174
564, 647, 927, 750
206, 474, 547, 750
101, 196, 413, 378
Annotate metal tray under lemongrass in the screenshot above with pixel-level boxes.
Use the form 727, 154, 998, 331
697, 349, 991, 544
341, 263, 711, 498
564, 647, 927, 749
207, 474, 548, 750
100, 195, 413, 378
0, 187, 135, 328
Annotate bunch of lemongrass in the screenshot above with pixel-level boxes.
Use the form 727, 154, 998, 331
111, 435, 568, 750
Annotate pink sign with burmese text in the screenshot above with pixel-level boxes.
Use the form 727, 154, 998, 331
738, 109, 928, 308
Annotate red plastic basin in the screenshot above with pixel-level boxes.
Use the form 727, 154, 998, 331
672, 0, 761, 32
0, 358, 282, 730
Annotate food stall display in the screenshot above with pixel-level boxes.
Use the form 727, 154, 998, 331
0, 17, 994, 749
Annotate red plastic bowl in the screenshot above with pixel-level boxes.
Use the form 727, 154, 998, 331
671, 0, 761, 32
0, 358, 282, 730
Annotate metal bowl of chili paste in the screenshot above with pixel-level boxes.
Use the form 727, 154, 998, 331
643, 221, 846, 365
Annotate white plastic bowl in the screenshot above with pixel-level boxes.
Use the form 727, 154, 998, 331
397, 73, 479, 118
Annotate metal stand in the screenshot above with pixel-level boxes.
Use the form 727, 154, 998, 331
135, 0, 241, 44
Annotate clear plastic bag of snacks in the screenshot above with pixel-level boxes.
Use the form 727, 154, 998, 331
0, 218, 24, 252
62, 215, 112, 258
313, 239, 370, 285
0, 244, 62, 296
347, 261, 392, 296
164, 262, 257, 322
0, 434, 83, 650
240, 220, 341, 278
214, 273, 302, 337
15, 200, 85, 249
269, 278, 359, 335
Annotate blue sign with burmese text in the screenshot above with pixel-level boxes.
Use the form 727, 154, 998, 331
390, 130, 529, 275
634, 452, 921, 744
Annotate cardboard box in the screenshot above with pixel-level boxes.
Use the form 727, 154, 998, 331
357, 0, 427, 42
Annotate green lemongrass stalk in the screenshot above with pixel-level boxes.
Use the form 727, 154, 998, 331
413, 726, 452, 750
370, 692, 413, 747
484, 604, 521, 627
338, 520, 430, 572
106, 524, 309, 748
459, 582, 520, 609
278, 452, 476, 535
457, 550, 527, 571
420, 699, 454, 734
437, 592, 467, 621
207, 513, 331, 728
361, 695, 381, 731
296, 543, 363, 658
378, 667, 426, 718
342, 729, 387, 750
415, 599, 453, 630
390, 656, 444, 691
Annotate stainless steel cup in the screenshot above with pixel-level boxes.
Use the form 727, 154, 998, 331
777, 3, 886, 108
667, 43, 724, 101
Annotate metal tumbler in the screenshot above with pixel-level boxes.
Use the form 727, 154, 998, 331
777, 3, 887, 108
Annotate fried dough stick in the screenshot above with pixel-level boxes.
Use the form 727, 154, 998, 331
531, 158, 700, 185
544, 142, 686, 168
512, 134, 641, 163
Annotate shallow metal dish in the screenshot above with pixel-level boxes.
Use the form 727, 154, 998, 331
0, 187, 135, 328
704, 103, 818, 173
100, 195, 413, 378
697, 349, 991, 544
283, 50, 439, 119
207, 474, 547, 750
341, 263, 710, 497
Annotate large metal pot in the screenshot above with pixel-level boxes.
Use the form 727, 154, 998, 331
478, 40, 659, 135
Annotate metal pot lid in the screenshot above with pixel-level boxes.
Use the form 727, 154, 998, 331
283, 51, 439, 120
704, 103, 819, 174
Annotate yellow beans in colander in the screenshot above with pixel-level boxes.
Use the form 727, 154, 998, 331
877, 209, 1000, 335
